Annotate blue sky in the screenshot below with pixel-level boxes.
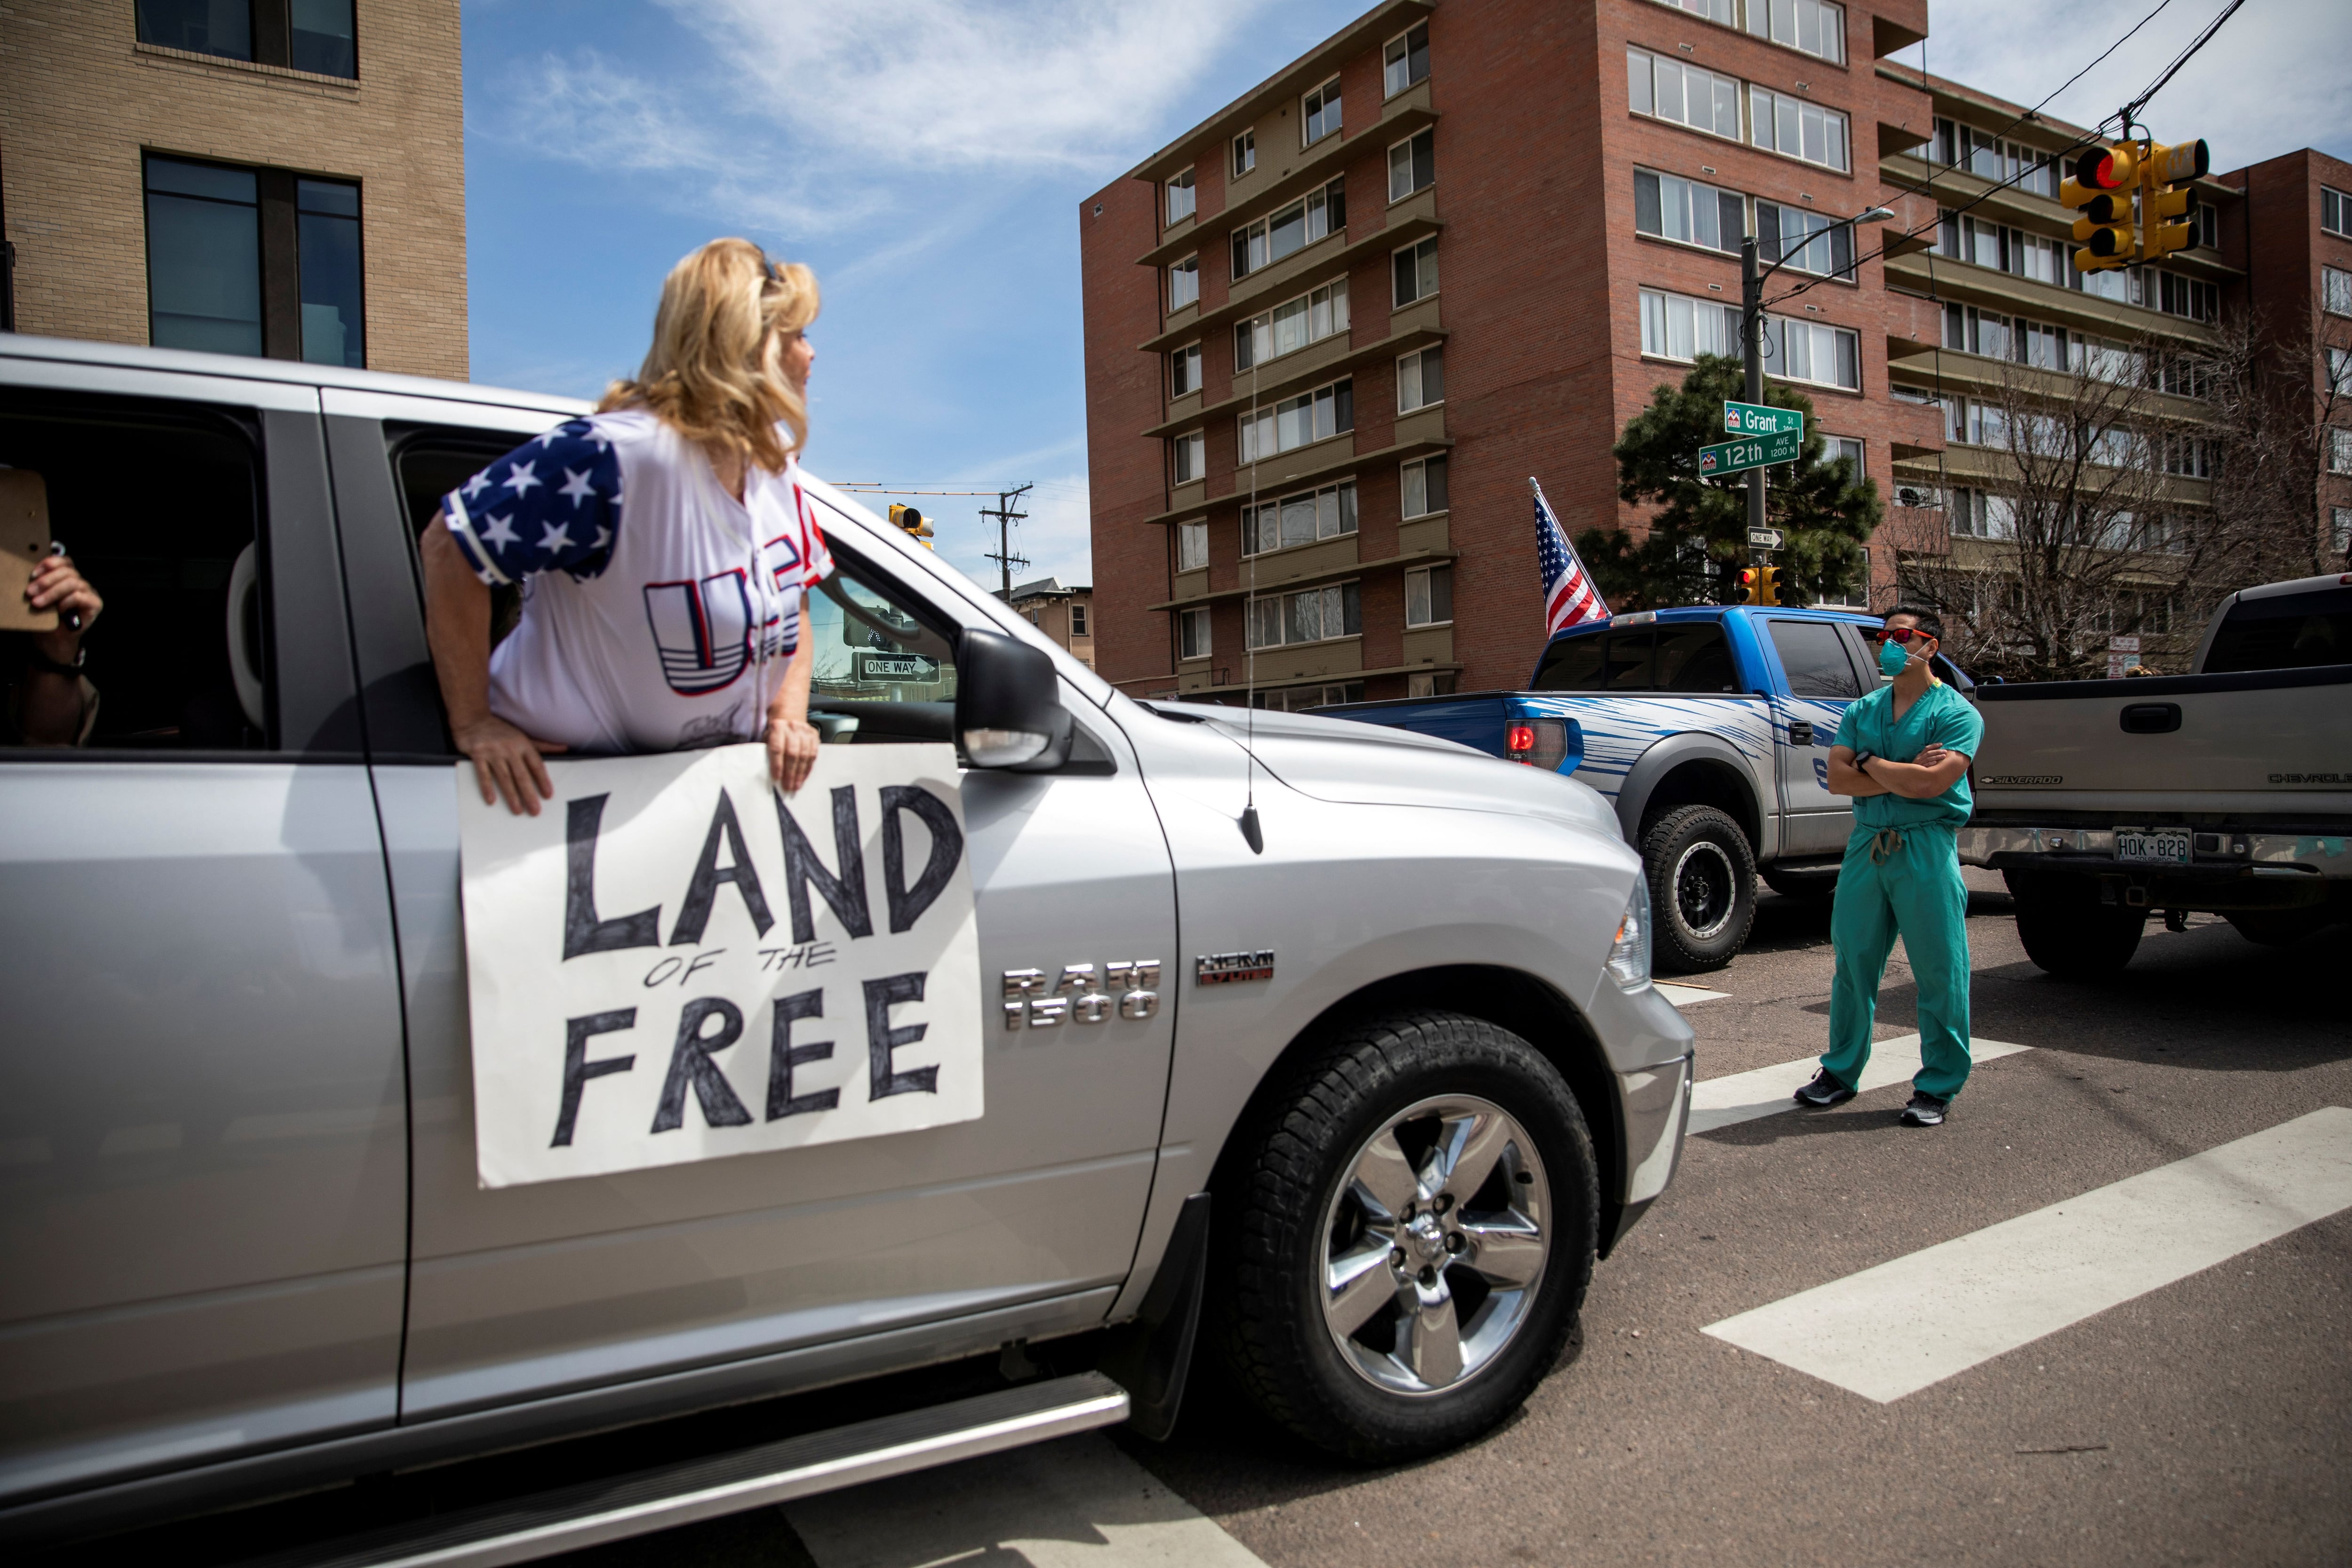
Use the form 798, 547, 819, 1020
462, 0, 2352, 591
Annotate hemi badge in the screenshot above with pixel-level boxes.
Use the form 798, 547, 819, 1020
1196, 950, 1275, 985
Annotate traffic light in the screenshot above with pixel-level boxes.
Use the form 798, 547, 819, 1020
2062, 141, 2138, 272
888, 503, 934, 548
1760, 565, 1787, 606
2139, 138, 2209, 263
1739, 566, 1764, 605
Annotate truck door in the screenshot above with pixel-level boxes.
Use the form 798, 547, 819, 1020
1762, 618, 1867, 857
326, 392, 1175, 1423
0, 369, 407, 1504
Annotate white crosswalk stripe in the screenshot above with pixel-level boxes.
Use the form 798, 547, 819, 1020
785, 1432, 1269, 1567
1702, 1106, 2352, 1402
1688, 1033, 2033, 1134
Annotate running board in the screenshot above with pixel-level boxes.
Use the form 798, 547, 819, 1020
248, 1373, 1129, 1568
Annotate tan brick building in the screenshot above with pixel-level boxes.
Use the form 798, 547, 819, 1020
1004, 576, 1098, 670
1, 0, 466, 380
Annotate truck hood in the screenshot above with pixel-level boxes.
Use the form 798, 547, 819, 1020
1149, 702, 1623, 843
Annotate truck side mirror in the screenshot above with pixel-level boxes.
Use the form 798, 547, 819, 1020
955, 628, 1074, 771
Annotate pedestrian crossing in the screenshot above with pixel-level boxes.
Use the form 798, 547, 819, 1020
1688, 1032, 2032, 1133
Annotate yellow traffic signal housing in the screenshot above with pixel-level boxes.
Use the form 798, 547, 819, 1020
1760, 565, 1788, 605
1738, 567, 1764, 605
2062, 141, 2139, 272
888, 503, 934, 548
2139, 138, 2210, 262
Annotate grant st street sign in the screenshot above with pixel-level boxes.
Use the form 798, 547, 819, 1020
1723, 399, 1804, 437
1698, 427, 1804, 476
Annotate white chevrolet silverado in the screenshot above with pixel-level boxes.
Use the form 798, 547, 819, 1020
0, 336, 1694, 1563
1960, 573, 2352, 973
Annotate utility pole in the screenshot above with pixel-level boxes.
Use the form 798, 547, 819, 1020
980, 483, 1033, 597
1740, 237, 1767, 549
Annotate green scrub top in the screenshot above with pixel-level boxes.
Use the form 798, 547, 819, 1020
1834, 679, 1985, 830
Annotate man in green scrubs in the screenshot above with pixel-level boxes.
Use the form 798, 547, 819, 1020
1794, 606, 1984, 1126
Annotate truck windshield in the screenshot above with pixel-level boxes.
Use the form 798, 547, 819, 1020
1532, 623, 1734, 692
2202, 586, 2352, 673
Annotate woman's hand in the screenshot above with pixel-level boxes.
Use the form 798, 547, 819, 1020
454, 712, 566, 816
767, 711, 820, 794
26, 551, 102, 662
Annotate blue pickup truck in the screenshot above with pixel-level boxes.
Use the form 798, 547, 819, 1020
1317, 605, 1974, 972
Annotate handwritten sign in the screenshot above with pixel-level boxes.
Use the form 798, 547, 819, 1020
458, 743, 981, 1188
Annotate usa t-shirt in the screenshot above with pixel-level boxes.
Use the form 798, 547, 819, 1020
441, 409, 834, 754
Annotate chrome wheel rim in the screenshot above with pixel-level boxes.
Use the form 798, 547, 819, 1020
1672, 840, 1737, 939
1319, 1094, 1550, 1397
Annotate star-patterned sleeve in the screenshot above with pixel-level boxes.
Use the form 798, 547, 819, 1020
441, 419, 622, 586
790, 468, 836, 591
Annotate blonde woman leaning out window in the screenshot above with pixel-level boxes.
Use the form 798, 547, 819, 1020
421, 239, 835, 815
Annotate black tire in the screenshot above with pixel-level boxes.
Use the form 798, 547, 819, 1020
1643, 804, 1757, 972
2006, 870, 2144, 976
2225, 910, 2309, 947
1760, 864, 1839, 902
1211, 1011, 1598, 1465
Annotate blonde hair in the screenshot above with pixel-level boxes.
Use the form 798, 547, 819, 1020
599, 238, 818, 475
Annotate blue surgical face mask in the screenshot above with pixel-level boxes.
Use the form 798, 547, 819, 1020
1878, 637, 1914, 677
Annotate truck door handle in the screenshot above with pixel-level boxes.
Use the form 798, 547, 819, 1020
2119, 703, 2180, 734
1788, 720, 1814, 747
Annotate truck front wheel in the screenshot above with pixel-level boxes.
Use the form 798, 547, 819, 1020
2007, 870, 2144, 976
1211, 1011, 1597, 1465
1643, 805, 1757, 972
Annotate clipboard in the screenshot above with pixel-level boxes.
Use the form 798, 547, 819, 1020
0, 470, 57, 634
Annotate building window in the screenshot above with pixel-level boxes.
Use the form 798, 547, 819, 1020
1813, 546, 1869, 608
1393, 237, 1439, 307
1748, 0, 1845, 64
1398, 345, 1445, 412
1935, 210, 2065, 281
1820, 435, 1864, 477
1635, 167, 1745, 255
1947, 487, 2016, 539
1179, 606, 1212, 660
136, 0, 251, 60
1405, 564, 1454, 627
1389, 129, 1436, 202
1171, 342, 1203, 397
1384, 21, 1430, 96
1178, 519, 1209, 572
1750, 88, 1849, 171
1402, 454, 1449, 517
1173, 430, 1206, 484
1069, 603, 1089, 637
1406, 673, 1456, 698
2332, 506, 2352, 555
2157, 272, 2217, 324
1244, 480, 1358, 554
1167, 167, 1196, 225
1762, 315, 1860, 389
1168, 254, 1199, 311
1932, 120, 2058, 198
2161, 435, 2213, 478
1232, 177, 1346, 279
291, 0, 357, 76
1652, 0, 1736, 24
2322, 187, 2352, 239
1232, 130, 1256, 178
2331, 428, 2352, 475
1638, 286, 1741, 361
1255, 681, 1365, 710
1235, 279, 1350, 370
143, 155, 364, 365
1757, 200, 1856, 278
2192, 199, 2220, 249
2327, 267, 2352, 317
1239, 380, 1353, 463
1303, 76, 1343, 146
136, 0, 356, 78
1627, 49, 1743, 142
2328, 347, 2352, 396
1249, 581, 1361, 648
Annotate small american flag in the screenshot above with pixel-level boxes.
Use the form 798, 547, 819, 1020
1533, 478, 1607, 637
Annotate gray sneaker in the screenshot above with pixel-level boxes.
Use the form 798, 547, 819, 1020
1794, 1068, 1856, 1107
1900, 1091, 1949, 1126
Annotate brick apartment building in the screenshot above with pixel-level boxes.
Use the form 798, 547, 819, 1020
1081, 0, 2338, 704
1003, 575, 1099, 670
1, 0, 467, 380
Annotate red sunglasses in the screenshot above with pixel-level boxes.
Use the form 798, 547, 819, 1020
1867, 627, 1934, 645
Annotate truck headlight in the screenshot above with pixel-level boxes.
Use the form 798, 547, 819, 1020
1606, 876, 1652, 990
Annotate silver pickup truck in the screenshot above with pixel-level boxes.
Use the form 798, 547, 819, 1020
1961, 573, 2352, 973
0, 336, 1694, 1560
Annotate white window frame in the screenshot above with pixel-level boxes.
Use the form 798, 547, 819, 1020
1749, 86, 1849, 172
2327, 347, 2352, 396
1746, 0, 1845, 65
1243, 479, 1359, 557
1393, 236, 1439, 307
1172, 430, 1206, 484
1384, 20, 1430, 97
1176, 519, 1209, 573
1234, 278, 1351, 371
1397, 344, 1444, 412
1404, 563, 1453, 628
1068, 603, 1088, 637
1760, 314, 1860, 390
1178, 605, 1212, 661
2331, 505, 2352, 554
1166, 167, 1196, 226
1302, 75, 1343, 147
1232, 129, 1257, 179
1238, 378, 1353, 464
2321, 186, 2351, 239
1626, 48, 1744, 142
1819, 435, 1864, 477
1401, 454, 1449, 518
1389, 128, 1436, 203
1231, 176, 1345, 279
1168, 254, 1199, 311
1635, 166, 1747, 255
2330, 428, 2352, 475
1650, 0, 1737, 25
1170, 341, 1203, 398
2327, 266, 2352, 318
1757, 198, 1858, 279
1638, 285, 1742, 362
1248, 579, 1362, 650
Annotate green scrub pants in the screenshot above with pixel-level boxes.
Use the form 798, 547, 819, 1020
1823, 822, 1972, 1101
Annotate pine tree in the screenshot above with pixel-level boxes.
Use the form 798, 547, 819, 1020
1581, 354, 1881, 609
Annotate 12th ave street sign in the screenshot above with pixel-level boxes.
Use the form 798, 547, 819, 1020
1723, 400, 1804, 437
1698, 427, 1804, 476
